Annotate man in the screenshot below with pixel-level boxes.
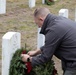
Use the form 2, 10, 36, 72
21, 7, 76, 75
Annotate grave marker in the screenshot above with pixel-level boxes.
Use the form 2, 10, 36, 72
2, 32, 21, 75
75, 8, 76, 22
37, 28, 45, 49
42, 0, 45, 4
59, 9, 68, 18
0, 0, 6, 14
29, 0, 35, 8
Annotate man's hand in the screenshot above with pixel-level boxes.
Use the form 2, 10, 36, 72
27, 51, 37, 56
27, 49, 41, 56
21, 54, 30, 62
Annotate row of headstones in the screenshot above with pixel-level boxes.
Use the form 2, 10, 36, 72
0, 0, 58, 14
2, 9, 69, 75
0, 0, 35, 14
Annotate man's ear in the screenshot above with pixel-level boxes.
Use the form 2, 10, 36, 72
39, 17, 43, 21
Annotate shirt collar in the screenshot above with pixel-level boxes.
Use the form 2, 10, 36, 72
40, 14, 56, 34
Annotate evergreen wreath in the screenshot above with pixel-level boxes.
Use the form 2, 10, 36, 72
45, 0, 54, 5
9, 47, 58, 75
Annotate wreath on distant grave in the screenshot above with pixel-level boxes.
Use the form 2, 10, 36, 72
9, 47, 58, 75
45, 0, 54, 5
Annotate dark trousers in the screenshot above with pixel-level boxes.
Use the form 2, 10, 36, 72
62, 61, 76, 75
63, 70, 76, 75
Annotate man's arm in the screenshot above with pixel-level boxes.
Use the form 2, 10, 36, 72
21, 31, 60, 67
31, 31, 60, 67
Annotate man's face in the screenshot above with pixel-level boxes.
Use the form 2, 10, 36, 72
34, 16, 44, 28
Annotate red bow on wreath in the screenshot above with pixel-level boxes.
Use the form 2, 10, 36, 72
53, 67, 58, 75
22, 50, 32, 74
49, 0, 53, 2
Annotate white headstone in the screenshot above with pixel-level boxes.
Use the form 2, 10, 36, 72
59, 9, 68, 18
42, 0, 45, 4
2, 32, 21, 75
29, 0, 35, 8
0, 0, 6, 14
54, 0, 57, 1
37, 28, 45, 49
75, 8, 76, 22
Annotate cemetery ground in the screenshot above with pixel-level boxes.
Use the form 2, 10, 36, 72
0, 0, 76, 75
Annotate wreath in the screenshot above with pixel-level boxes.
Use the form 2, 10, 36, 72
45, 0, 54, 5
9, 48, 58, 75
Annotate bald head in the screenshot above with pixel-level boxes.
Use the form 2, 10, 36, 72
34, 8, 50, 18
